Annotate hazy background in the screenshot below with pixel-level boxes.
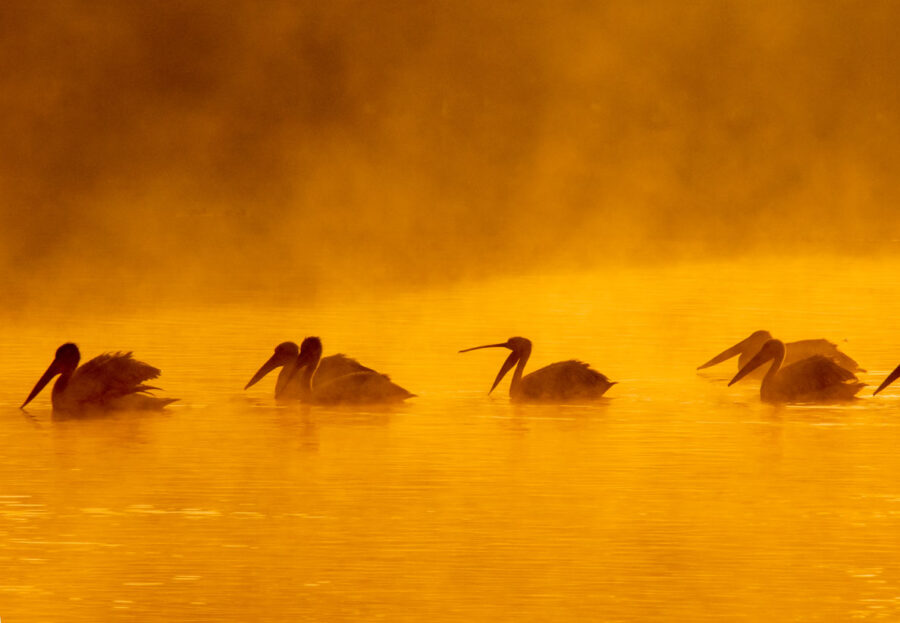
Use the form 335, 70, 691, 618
2, 0, 899, 310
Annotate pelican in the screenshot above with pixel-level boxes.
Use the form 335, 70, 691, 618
460, 336, 615, 402
21, 343, 177, 414
698, 330, 863, 376
244, 341, 375, 399
288, 337, 414, 405
728, 338, 864, 403
873, 364, 900, 395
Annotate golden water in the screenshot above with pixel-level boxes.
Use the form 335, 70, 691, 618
2, 257, 900, 621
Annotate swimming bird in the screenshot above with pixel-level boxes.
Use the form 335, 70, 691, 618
698, 330, 863, 376
244, 341, 375, 400
21, 343, 176, 414
460, 336, 615, 402
873, 364, 900, 395
728, 338, 864, 403
287, 337, 414, 405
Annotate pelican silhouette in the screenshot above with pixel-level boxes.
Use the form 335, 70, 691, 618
873, 364, 900, 396
699, 330, 863, 376
244, 341, 374, 399
460, 336, 615, 402
728, 338, 864, 403
288, 337, 414, 405
21, 343, 177, 414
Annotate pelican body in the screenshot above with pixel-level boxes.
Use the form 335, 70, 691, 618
21, 343, 176, 414
728, 338, 864, 403
460, 336, 615, 402
244, 341, 374, 400
698, 330, 863, 377
288, 337, 414, 405
874, 364, 900, 396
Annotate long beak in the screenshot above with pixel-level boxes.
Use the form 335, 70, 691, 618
728, 348, 773, 386
244, 354, 282, 390
697, 336, 754, 370
459, 342, 516, 394
459, 343, 509, 353
21, 360, 61, 409
489, 351, 520, 394
874, 364, 900, 396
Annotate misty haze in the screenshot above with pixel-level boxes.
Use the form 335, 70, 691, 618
3, 2, 900, 621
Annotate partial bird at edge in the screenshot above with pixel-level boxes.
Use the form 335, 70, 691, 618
873, 364, 900, 396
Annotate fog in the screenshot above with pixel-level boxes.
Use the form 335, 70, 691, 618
2, 1, 899, 310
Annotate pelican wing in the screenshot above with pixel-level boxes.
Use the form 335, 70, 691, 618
788, 339, 863, 372
313, 371, 414, 405
316, 354, 375, 386
519, 360, 614, 401
775, 355, 861, 398
274, 354, 376, 399
68, 352, 164, 407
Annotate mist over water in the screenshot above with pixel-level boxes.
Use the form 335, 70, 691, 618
2, 1, 900, 311
3, 260, 900, 621
4, 3, 900, 621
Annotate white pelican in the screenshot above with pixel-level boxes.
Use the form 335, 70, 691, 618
698, 330, 863, 377
873, 364, 900, 395
460, 336, 615, 402
21, 343, 176, 414
728, 338, 864, 403
244, 341, 374, 399
288, 337, 414, 405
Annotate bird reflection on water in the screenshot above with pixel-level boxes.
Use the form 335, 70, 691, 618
20, 343, 176, 415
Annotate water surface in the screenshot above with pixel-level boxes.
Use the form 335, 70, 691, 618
2, 258, 900, 621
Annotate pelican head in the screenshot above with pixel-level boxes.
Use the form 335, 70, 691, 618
728, 338, 784, 387
280, 336, 325, 388
22, 343, 81, 409
460, 336, 532, 394
244, 341, 300, 390
296, 336, 324, 368
698, 330, 772, 370
874, 363, 900, 396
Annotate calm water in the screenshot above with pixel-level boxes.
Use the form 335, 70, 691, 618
2, 258, 900, 621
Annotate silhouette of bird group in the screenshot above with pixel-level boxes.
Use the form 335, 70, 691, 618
19, 330, 900, 415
